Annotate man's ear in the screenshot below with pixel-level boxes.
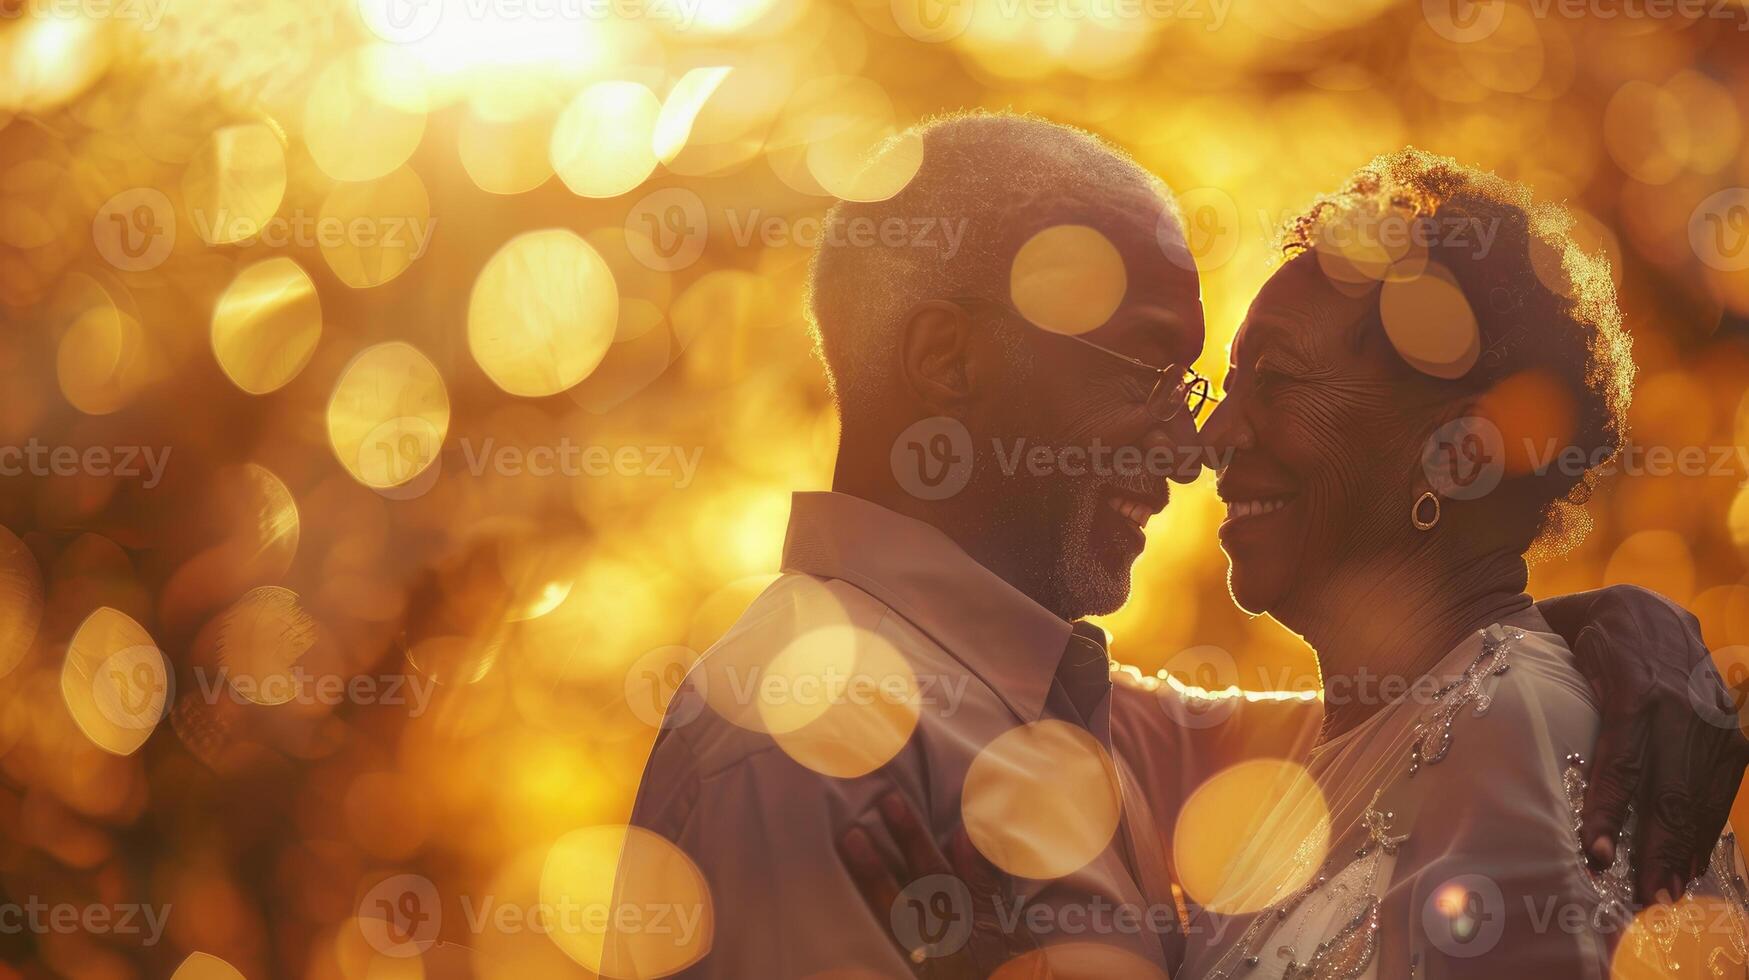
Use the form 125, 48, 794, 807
898, 301, 976, 412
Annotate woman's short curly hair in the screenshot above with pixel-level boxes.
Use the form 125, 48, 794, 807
1276, 147, 1636, 559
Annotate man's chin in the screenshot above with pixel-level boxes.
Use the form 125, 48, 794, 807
1062, 545, 1135, 618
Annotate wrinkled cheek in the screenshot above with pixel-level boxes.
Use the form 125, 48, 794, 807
1281, 406, 1371, 548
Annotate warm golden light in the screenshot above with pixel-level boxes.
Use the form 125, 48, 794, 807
326, 341, 451, 490
211, 257, 322, 395
1378, 261, 1480, 380
1173, 758, 1331, 915
468, 229, 618, 397
304, 47, 428, 182
170, 952, 247, 980
0, 524, 43, 681
214, 586, 317, 706
962, 719, 1123, 880
182, 122, 288, 246
318, 165, 433, 289
551, 81, 662, 199
1009, 225, 1128, 336
540, 825, 714, 977
61, 606, 168, 756
761, 623, 921, 778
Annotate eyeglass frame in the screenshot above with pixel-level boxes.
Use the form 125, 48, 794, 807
945, 295, 1219, 423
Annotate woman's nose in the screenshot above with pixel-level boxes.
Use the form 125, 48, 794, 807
1197, 398, 1249, 472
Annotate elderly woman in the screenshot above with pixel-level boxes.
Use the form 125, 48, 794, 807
1174, 150, 1749, 976
834, 149, 1749, 979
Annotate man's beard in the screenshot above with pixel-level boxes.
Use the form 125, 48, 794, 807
984, 474, 1134, 621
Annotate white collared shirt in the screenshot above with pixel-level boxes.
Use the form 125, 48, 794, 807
616, 491, 1293, 977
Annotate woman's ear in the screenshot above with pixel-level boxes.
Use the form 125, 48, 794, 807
898, 301, 976, 413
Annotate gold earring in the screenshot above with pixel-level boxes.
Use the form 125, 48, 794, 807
1412, 490, 1440, 531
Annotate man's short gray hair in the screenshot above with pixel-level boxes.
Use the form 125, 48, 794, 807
805, 111, 1179, 416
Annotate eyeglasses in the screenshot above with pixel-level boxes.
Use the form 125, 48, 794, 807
950, 296, 1218, 423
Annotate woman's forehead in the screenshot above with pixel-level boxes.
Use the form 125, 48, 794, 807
1234, 258, 1376, 357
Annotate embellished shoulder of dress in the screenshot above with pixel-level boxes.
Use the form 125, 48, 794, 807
1562, 754, 1749, 974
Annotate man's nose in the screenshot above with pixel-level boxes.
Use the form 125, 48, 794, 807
1144, 408, 1204, 483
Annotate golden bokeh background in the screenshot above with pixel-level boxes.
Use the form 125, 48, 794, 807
3, 0, 1749, 975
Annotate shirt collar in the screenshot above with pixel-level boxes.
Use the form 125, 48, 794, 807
781, 491, 1074, 723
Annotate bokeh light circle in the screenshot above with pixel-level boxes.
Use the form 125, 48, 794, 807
540, 825, 713, 977
550, 81, 662, 199
61, 606, 169, 755
961, 719, 1122, 880
327, 341, 451, 490
1008, 225, 1128, 336
182, 121, 286, 246
468, 229, 618, 397
759, 623, 921, 778
211, 256, 322, 395
1173, 758, 1331, 915
1379, 261, 1480, 379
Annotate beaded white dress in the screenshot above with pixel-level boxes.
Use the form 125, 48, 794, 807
1170, 609, 1749, 979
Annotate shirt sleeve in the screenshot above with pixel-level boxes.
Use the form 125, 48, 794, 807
1109, 665, 1323, 835
617, 723, 916, 979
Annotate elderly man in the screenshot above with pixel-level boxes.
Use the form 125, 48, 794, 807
616, 111, 1741, 978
